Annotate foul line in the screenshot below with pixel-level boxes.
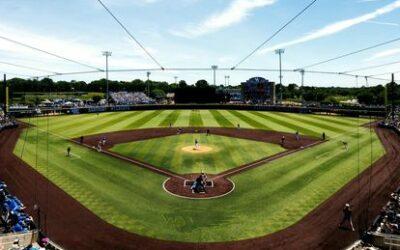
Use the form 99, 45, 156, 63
30, 124, 184, 179
100, 149, 185, 180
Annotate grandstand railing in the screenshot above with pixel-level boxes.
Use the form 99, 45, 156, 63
0, 230, 38, 249
370, 232, 400, 250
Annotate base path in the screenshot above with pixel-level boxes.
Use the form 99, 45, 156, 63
0, 125, 399, 249
75, 127, 319, 150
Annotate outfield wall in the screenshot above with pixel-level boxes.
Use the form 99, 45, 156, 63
11, 104, 386, 117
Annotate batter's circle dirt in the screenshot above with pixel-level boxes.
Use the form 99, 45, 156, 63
163, 174, 234, 199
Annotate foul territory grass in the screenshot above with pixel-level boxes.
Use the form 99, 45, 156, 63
110, 133, 284, 174
15, 110, 385, 242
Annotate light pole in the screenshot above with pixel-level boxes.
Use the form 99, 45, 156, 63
211, 65, 218, 86
3, 74, 7, 115
275, 49, 285, 104
299, 69, 305, 104
102, 51, 112, 105
146, 71, 151, 97
174, 76, 178, 84
224, 75, 230, 103
224, 75, 231, 87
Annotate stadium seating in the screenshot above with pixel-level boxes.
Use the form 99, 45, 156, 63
380, 106, 400, 134
371, 188, 400, 235
0, 108, 18, 132
0, 181, 34, 234
110, 91, 154, 105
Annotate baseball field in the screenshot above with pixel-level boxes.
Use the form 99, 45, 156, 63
12, 109, 384, 243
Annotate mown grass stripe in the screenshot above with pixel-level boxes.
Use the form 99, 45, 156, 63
126, 110, 163, 128
278, 112, 347, 134
237, 132, 375, 200
250, 111, 319, 137
227, 110, 271, 130
311, 115, 354, 127
159, 110, 181, 127
264, 135, 377, 201
79, 111, 141, 136
293, 113, 354, 131
209, 110, 235, 127
47, 113, 107, 132
189, 110, 204, 127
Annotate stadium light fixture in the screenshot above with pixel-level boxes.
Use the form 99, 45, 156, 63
102, 51, 112, 105
146, 71, 151, 97
211, 65, 218, 85
224, 75, 230, 87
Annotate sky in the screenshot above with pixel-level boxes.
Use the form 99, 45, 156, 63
0, 0, 400, 87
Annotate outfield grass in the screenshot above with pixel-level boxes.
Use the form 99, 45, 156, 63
110, 133, 285, 174
15, 110, 385, 242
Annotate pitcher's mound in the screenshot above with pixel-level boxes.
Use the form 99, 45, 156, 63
181, 145, 213, 154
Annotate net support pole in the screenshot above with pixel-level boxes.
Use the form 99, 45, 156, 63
3, 74, 8, 115
391, 73, 395, 121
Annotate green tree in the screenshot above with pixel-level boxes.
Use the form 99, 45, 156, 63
151, 89, 166, 99
178, 80, 187, 88
195, 80, 209, 88
92, 95, 102, 103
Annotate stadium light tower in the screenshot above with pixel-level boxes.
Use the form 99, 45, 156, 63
102, 51, 112, 105
299, 69, 305, 104
224, 75, 230, 87
211, 65, 218, 85
146, 71, 151, 97
275, 49, 285, 104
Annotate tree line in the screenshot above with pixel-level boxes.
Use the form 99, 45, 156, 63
1, 77, 400, 105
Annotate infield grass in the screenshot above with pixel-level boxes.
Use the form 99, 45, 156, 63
15, 110, 385, 242
110, 133, 285, 174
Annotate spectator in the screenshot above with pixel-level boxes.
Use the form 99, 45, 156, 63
110, 91, 155, 105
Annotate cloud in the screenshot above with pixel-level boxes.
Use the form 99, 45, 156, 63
358, 0, 384, 2
171, 0, 276, 38
107, 0, 161, 6
259, 0, 400, 54
367, 20, 399, 26
0, 23, 156, 75
366, 47, 400, 61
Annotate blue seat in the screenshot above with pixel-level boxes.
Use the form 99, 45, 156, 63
5, 198, 21, 212
11, 222, 28, 233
